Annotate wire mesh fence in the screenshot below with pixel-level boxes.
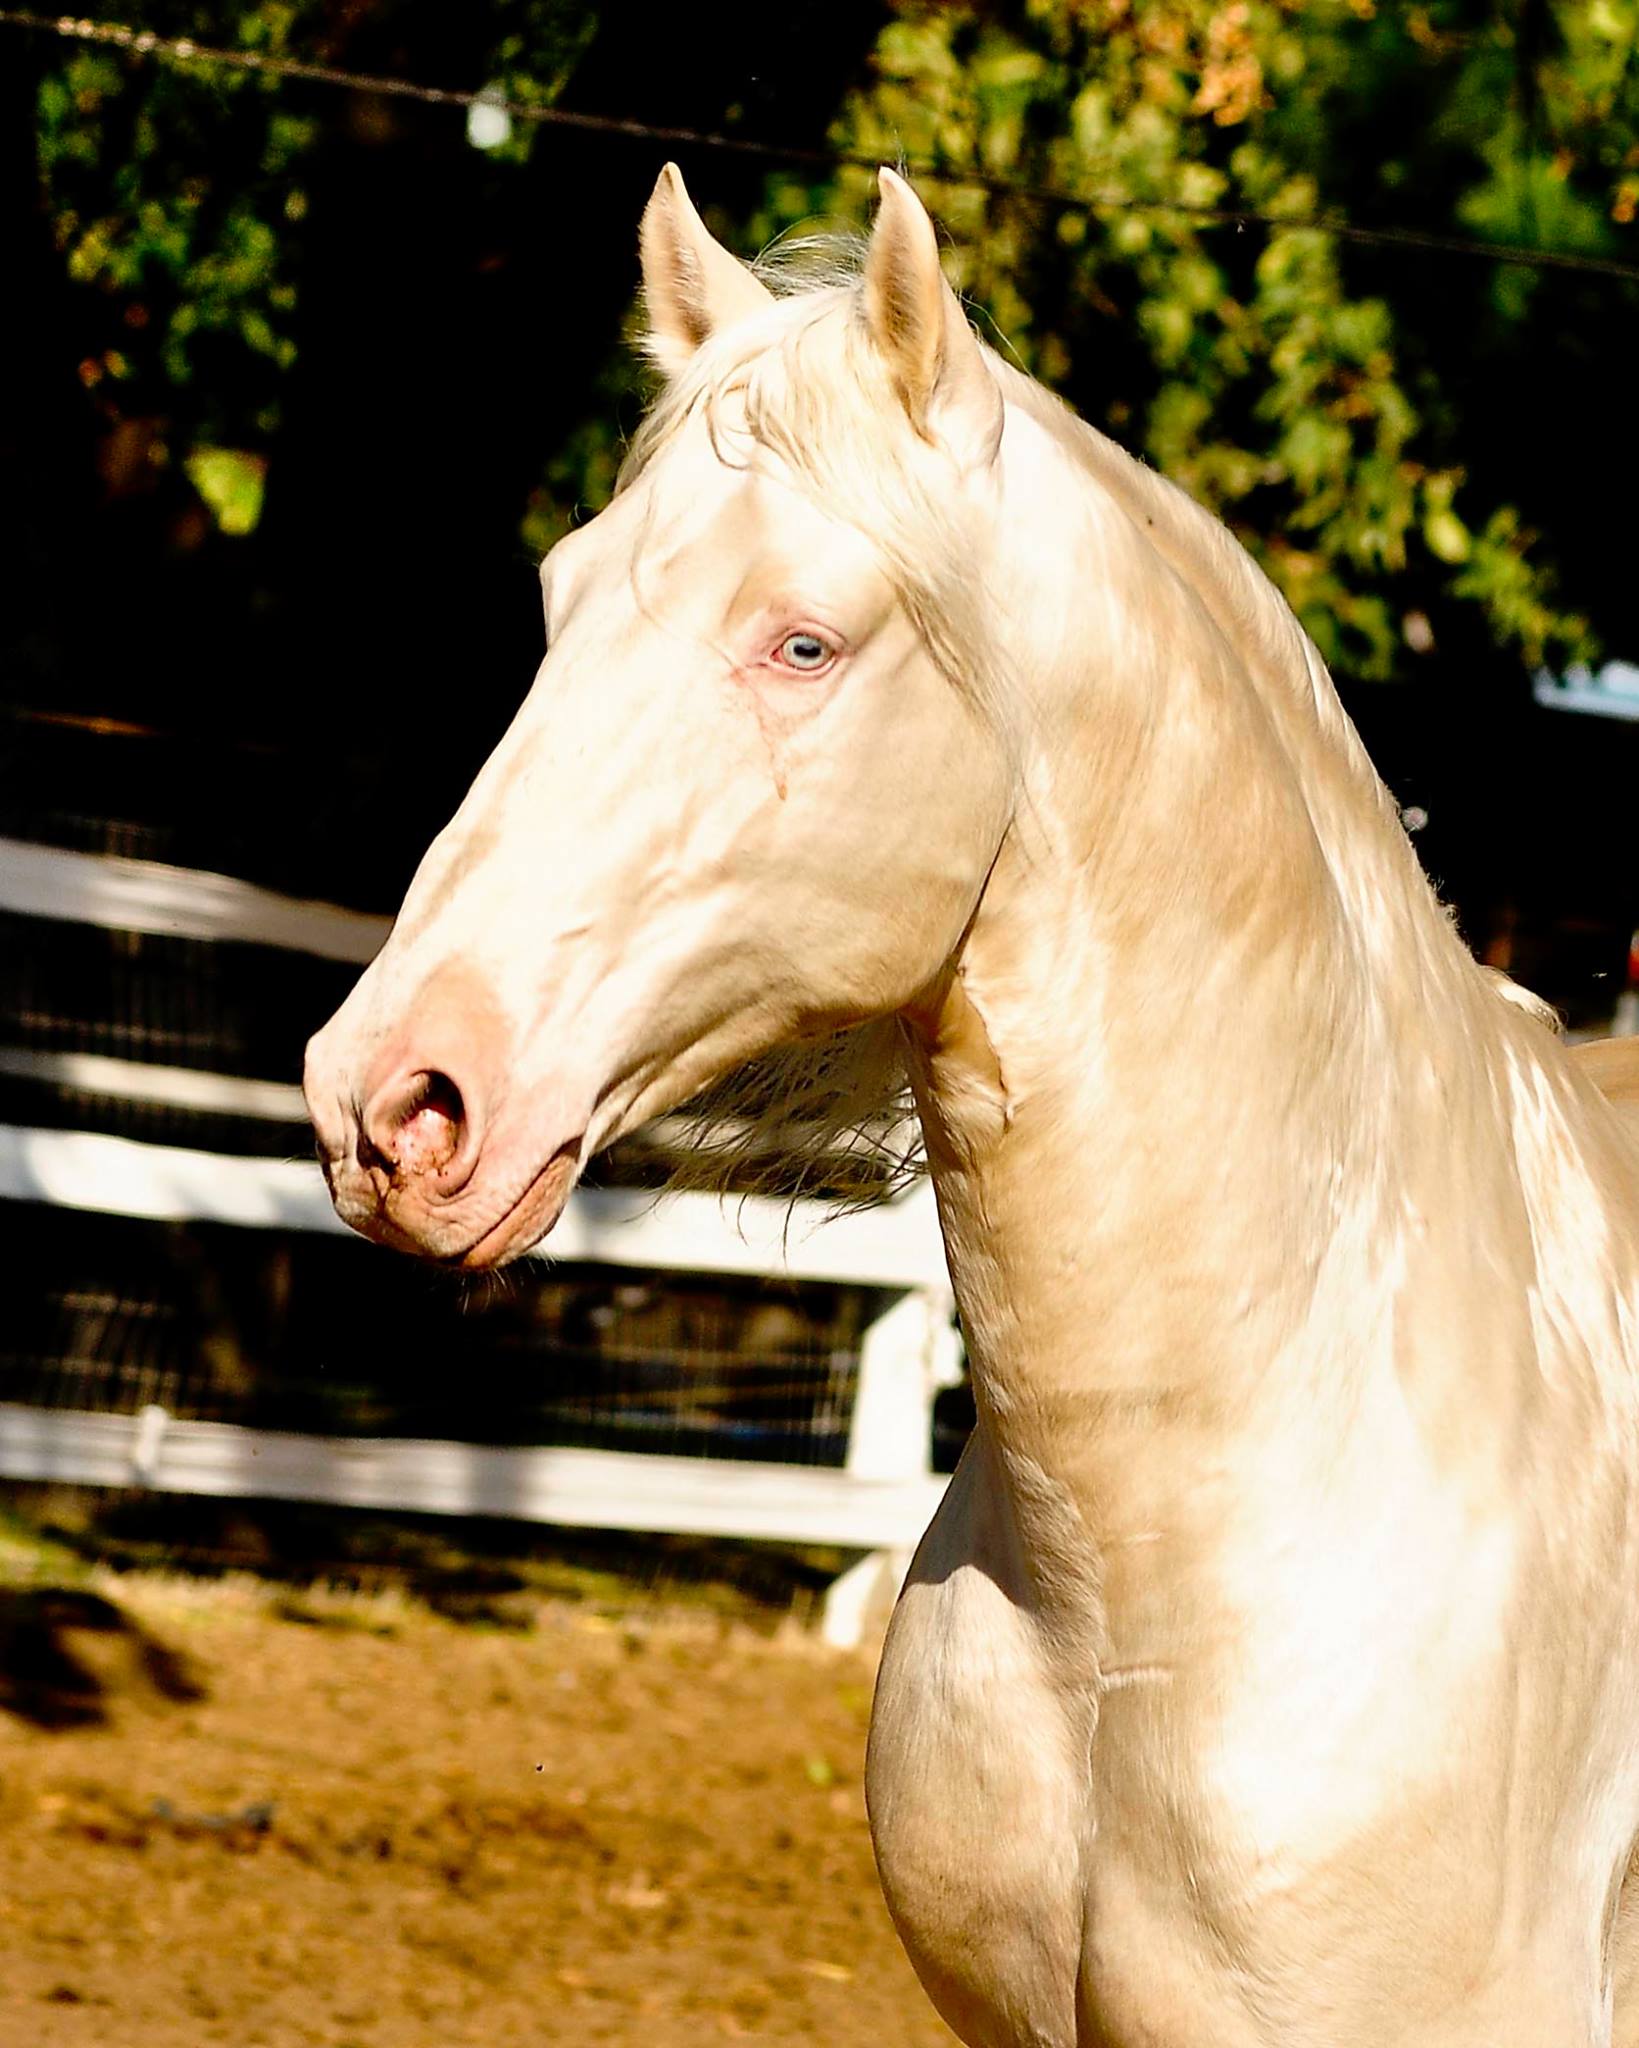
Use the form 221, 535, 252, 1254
0, 707, 422, 909
0, 1205, 875, 1467
1, 907, 351, 1083
0, 697, 969, 1591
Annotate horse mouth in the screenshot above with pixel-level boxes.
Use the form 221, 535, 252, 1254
332, 1135, 584, 1269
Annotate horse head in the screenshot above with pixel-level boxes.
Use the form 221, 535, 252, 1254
304, 166, 1017, 1265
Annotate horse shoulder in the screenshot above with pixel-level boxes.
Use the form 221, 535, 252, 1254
868, 1428, 1088, 2048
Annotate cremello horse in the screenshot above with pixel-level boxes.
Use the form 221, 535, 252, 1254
305, 165, 1639, 2045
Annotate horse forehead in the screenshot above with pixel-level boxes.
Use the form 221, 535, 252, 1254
618, 451, 884, 598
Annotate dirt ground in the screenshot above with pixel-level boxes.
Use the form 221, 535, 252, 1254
0, 1570, 958, 2047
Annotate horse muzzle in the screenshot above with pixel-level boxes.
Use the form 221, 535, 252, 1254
303, 963, 588, 1268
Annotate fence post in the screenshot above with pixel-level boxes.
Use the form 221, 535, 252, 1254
129, 1402, 170, 1486
820, 1287, 961, 1649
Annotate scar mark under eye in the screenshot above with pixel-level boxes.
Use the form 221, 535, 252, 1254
729, 662, 792, 801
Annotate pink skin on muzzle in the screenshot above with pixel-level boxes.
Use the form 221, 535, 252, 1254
305, 963, 586, 1269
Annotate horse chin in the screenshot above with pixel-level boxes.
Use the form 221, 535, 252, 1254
445, 1142, 583, 1269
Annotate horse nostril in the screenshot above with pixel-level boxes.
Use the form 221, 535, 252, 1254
400, 1071, 466, 1177
362, 1068, 470, 1183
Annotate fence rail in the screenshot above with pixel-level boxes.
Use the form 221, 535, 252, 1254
0, 1401, 948, 1550
0, 834, 389, 960
0, 835, 959, 1640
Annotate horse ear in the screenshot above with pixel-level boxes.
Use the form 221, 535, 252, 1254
862, 168, 1002, 467
639, 163, 774, 377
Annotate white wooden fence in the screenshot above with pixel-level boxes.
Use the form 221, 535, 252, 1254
0, 837, 957, 1641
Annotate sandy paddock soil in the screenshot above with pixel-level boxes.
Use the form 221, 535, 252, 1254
0, 1573, 958, 2047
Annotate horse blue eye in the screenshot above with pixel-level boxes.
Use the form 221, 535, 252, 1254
778, 632, 832, 671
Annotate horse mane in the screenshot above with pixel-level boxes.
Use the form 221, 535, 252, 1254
998, 365, 1579, 1083
656, 1018, 922, 1208
615, 245, 1559, 1206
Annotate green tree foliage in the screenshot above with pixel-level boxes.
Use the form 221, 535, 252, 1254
748, 1, 1638, 680
31, 1, 595, 526
35, 4, 322, 456
25, 3, 1638, 678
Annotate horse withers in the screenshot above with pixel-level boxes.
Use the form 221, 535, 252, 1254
305, 165, 1639, 2046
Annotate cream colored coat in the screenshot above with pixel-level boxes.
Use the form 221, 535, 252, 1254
305, 167, 1639, 2046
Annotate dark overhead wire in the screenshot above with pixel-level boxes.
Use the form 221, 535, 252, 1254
4, 6, 1639, 285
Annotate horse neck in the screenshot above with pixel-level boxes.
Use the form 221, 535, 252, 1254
905, 405, 1511, 1602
